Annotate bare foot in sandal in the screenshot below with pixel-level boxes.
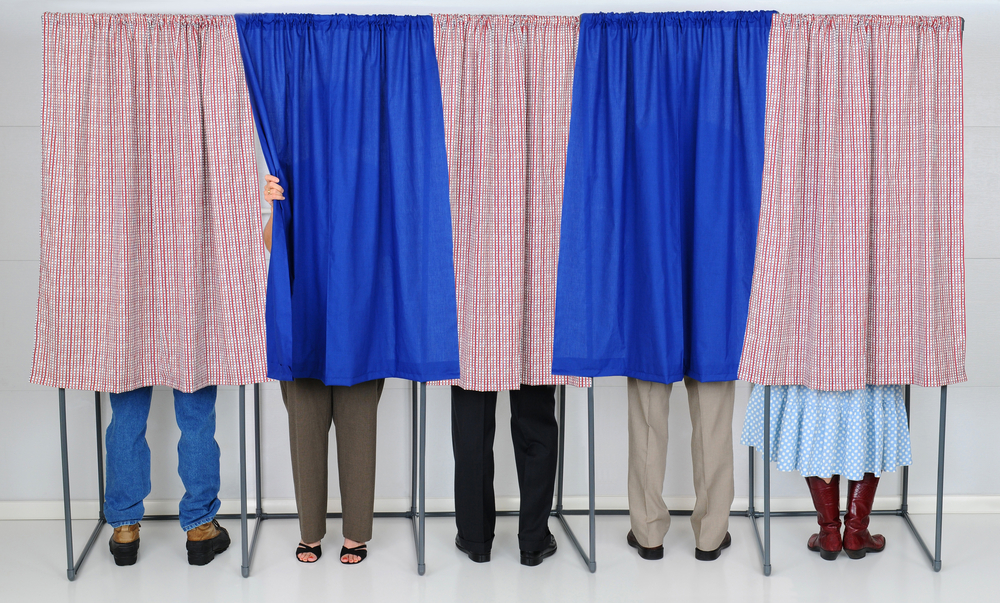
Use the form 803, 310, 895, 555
296, 540, 322, 563
341, 538, 367, 564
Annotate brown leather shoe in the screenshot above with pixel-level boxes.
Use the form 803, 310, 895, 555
805, 476, 842, 560
109, 523, 140, 566
843, 473, 886, 559
186, 519, 231, 566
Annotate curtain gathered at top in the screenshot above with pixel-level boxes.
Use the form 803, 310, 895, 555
32, 13, 268, 393
235, 14, 460, 386
552, 11, 774, 385
429, 14, 590, 391
738, 14, 966, 391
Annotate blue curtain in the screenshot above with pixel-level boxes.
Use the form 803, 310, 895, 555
552, 12, 773, 384
235, 14, 459, 385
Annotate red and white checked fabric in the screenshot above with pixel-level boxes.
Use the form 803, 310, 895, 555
31, 14, 268, 394
739, 15, 966, 391
430, 15, 589, 392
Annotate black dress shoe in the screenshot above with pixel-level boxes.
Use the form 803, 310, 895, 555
520, 534, 557, 567
695, 532, 732, 561
455, 536, 491, 563
627, 530, 664, 560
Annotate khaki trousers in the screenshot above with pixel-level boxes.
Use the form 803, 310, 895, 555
280, 378, 383, 544
627, 377, 735, 551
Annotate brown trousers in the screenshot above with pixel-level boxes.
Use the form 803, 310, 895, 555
280, 378, 383, 544
627, 377, 735, 551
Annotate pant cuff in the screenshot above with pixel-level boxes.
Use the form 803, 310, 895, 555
457, 533, 493, 554
695, 525, 730, 551
181, 513, 217, 533
518, 530, 552, 552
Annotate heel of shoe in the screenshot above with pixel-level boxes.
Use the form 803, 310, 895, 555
186, 528, 231, 566
187, 539, 217, 566
110, 540, 139, 566
820, 548, 841, 561
844, 547, 866, 560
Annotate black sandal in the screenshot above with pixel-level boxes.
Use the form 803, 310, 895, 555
296, 542, 322, 563
340, 543, 368, 564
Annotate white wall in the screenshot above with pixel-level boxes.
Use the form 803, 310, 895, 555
1, 0, 998, 519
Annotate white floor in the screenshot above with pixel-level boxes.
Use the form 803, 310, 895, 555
1, 513, 994, 602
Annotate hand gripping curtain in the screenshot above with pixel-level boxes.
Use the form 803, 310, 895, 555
552, 12, 774, 384
31, 14, 268, 393
235, 14, 459, 385
738, 15, 966, 391
430, 14, 589, 391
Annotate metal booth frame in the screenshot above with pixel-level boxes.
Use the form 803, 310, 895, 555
745, 384, 949, 576
57, 381, 599, 579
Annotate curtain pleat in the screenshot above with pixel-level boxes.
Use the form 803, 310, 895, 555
430, 15, 589, 391
552, 11, 774, 384
32, 13, 268, 393
738, 15, 966, 390
235, 14, 459, 385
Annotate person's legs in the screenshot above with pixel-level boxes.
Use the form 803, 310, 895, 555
843, 473, 886, 558
332, 379, 383, 563
806, 475, 843, 560
508, 384, 558, 552
105, 386, 153, 528
174, 386, 230, 565
686, 378, 735, 557
627, 378, 673, 549
451, 386, 498, 558
282, 379, 334, 560
174, 386, 221, 531
105, 387, 153, 565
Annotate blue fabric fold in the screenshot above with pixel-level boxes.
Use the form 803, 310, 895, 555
552, 11, 774, 384
235, 14, 460, 385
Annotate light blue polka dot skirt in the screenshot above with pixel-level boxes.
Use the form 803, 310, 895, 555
740, 384, 912, 481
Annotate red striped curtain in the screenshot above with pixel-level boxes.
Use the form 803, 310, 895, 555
32, 14, 268, 393
739, 15, 966, 391
431, 15, 589, 391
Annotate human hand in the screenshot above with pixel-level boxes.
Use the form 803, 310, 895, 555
263, 174, 285, 206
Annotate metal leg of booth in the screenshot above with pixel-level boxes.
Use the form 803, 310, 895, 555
239, 384, 267, 578
240, 382, 426, 577
899, 385, 947, 572
747, 384, 948, 575
60, 389, 107, 581
553, 384, 598, 573
746, 384, 772, 576
415, 382, 427, 576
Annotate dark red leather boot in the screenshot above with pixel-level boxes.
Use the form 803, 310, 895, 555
843, 473, 886, 559
805, 475, 842, 560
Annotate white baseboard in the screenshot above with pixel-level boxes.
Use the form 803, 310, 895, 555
3, 495, 999, 521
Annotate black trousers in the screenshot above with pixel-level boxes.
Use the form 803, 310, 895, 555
451, 384, 558, 553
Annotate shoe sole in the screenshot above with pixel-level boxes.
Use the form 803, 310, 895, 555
627, 532, 664, 560
455, 539, 490, 563
187, 530, 231, 566
808, 543, 841, 561
844, 545, 884, 560
695, 533, 732, 561
110, 540, 139, 566
520, 545, 557, 567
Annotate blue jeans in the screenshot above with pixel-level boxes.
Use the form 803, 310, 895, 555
104, 386, 222, 531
